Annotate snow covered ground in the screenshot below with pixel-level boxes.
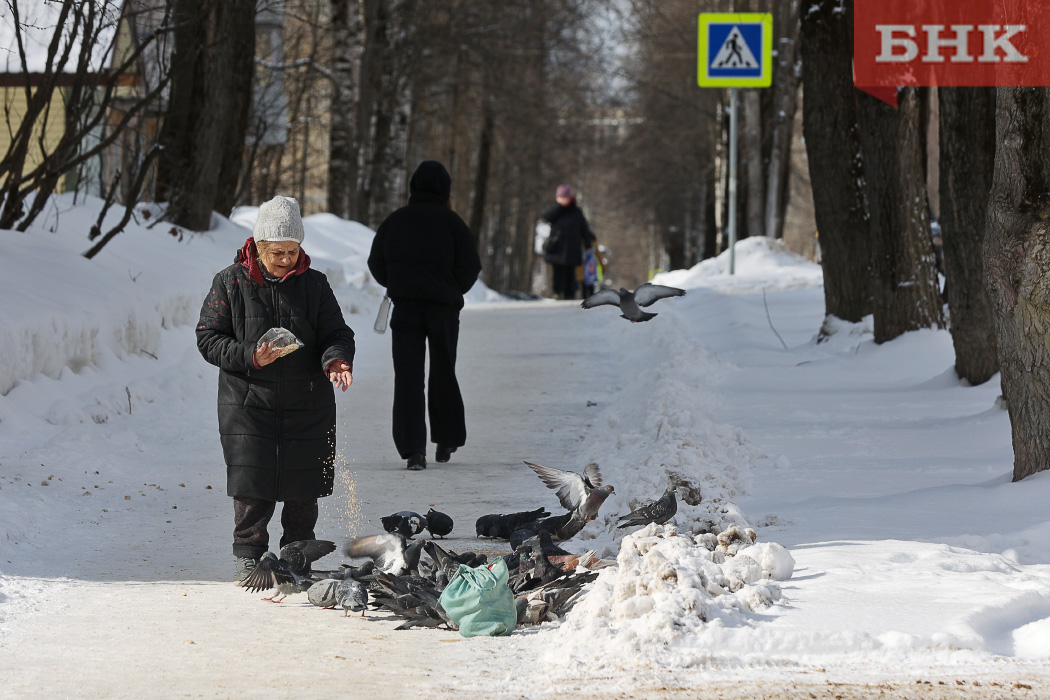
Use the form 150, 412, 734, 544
0, 199, 1048, 699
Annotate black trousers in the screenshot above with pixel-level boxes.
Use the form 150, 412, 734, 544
389, 300, 466, 459
232, 497, 317, 559
551, 264, 577, 300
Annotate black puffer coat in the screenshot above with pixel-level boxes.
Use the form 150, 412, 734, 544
367, 161, 481, 309
542, 201, 594, 267
196, 238, 356, 501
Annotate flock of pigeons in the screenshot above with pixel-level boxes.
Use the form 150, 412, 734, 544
237, 460, 684, 630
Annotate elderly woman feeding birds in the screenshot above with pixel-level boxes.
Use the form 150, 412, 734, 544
196, 195, 356, 582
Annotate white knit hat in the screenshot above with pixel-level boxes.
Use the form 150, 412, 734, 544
253, 196, 304, 243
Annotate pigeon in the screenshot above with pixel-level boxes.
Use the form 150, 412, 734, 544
343, 533, 424, 575
515, 570, 600, 625
512, 529, 572, 557
369, 572, 456, 630
524, 461, 615, 537
307, 578, 342, 608
475, 506, 551, 539
581, 283, 686, 322
306, 576, 369, 615
524, 512, 583, 541
422, 540, 461, 582
323, 561, 375, 581
381, 511, 427, 538
337, 578, 369, 616
616, 486, 678, 529
424, 508, 454, 538
237, 539, 336, 601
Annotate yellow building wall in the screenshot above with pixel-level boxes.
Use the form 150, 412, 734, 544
0, 86, 70, 192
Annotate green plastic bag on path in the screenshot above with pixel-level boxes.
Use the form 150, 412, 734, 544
438, 557, 517, 637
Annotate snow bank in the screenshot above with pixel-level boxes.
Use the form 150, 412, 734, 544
547, 523, 792, 671
0, 195, 501, 397
563, 307, 766, 559
654, 236, 823, 293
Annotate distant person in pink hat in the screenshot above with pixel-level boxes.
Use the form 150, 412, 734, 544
541, 184, 595, 300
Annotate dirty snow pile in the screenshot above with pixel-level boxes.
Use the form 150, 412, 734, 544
551, 522, 793, 670
524, 241, 813, 672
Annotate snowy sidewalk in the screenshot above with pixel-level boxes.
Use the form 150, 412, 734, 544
0, 300, 617, 698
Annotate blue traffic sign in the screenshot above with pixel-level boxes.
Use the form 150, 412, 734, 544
698, 14, 772, 88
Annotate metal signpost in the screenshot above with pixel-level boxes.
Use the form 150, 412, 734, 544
698, 13, 772, 274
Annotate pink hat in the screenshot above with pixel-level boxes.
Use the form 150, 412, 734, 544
556, 184, 573, 198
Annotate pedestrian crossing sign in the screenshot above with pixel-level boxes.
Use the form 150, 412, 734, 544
698, 13, 772, 88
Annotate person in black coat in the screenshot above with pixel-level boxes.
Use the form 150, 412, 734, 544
196, 195, 356, 580
367, 161, 482, 470
541, 183, 595, 300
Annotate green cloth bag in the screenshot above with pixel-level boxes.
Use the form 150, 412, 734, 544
438, 558, 517, 637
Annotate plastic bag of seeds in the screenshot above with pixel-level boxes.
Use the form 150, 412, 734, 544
256, 327, 304, 357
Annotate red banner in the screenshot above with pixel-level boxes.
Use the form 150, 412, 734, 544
855, 0, 1050, 98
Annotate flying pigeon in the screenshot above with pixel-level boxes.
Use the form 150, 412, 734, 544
616, 486, 678, 529
581, 283, 686, 322
381, 511, 427, 538
343, 533, 424, 575
237, 539, 336, 601
524, 461, 615, 533
424, 508, 454, 538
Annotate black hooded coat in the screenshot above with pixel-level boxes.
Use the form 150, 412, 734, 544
196, 239, 356, 501
542, 201, 594, 267
367, 161, 481, 308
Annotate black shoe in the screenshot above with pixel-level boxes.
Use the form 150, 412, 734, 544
234, 556, 257, 583
407, 453, 427, 470
435, 444, 455, 463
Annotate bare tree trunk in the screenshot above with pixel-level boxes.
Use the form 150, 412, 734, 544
156, 0, 255, 230
327, 0, 358, 218
467, 102, 493, 242
939, 87, 998, 385
985, 87, 1050, 481
701, 165, 718, 260
213, 1, 256, 215
857, 87, 943, 343
743, 89, 764, 240
765, 0, 801, 239
800, 0, 872, 325
353, 0, 383, 223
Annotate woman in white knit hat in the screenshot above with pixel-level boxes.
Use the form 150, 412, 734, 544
196, 195, 356, 582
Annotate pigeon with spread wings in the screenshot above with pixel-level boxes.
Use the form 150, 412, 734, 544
343, 533, 424, 576
524, 461, 614, 539
237, 539, 336, 601
581, 283, 685, 322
